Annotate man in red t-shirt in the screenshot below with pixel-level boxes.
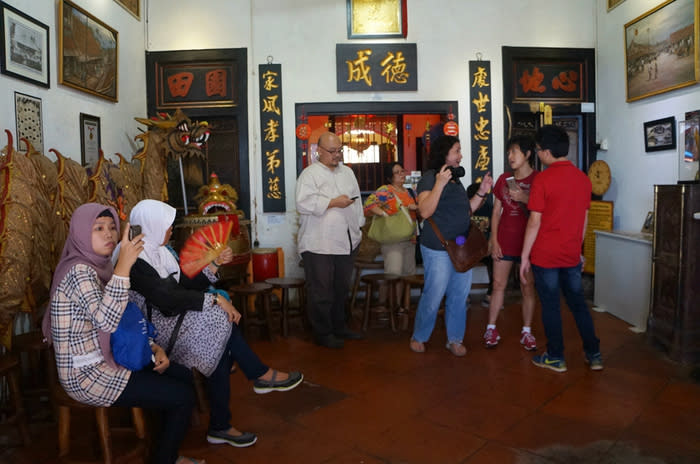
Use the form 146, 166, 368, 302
520, 125, 602, 373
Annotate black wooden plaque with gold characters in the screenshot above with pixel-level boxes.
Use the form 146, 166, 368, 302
259, 63, 286, 212
336, 43, 417, 92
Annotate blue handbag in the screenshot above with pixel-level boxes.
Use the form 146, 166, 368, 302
111, 302, 157, 371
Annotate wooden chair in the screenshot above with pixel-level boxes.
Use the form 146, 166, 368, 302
265, 277, 307, 337
229, 282, 275, 341
348, 258, 384, 321
0, 352, 32, 447
361, 273, 401, 332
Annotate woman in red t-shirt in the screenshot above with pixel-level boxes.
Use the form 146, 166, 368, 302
484, 135, 539, 351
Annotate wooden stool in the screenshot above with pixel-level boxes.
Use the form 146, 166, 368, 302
229, 282, 275, 340
349, 259, 384, 319
401, 274, 425, 331
265, 277, 307, 337
0, 353, 31, 446
361, 273, 401, 332
52, 384, 147, 463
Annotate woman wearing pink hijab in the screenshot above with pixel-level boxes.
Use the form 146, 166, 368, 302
45, 203, 204, 464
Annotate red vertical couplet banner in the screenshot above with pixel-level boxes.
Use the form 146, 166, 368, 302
469, 61, 492, 184
259, 64, 286, 212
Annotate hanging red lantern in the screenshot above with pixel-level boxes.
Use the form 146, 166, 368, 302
443, 121, 459, 136
296, 123, 311, 140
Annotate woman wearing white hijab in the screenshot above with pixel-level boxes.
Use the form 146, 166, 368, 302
126, 200, 303, 448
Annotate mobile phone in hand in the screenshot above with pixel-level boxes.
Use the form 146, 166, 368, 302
129, 225, 142, 240
506, 176, 519, 191
350, 196, 359, 200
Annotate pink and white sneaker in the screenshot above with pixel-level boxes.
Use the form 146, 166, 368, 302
484, 328, 500, 347
520, 331, 537, 351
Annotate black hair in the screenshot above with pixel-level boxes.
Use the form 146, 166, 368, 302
506, 134, 536, 167
97, 209, 114, 220
536, 125, 569, 158
427, 135, 460, 171
383, 162, 403, 184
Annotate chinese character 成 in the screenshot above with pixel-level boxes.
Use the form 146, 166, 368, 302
346, 49, 373, 86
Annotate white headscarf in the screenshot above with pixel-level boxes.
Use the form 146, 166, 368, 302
130, 199, 181, 281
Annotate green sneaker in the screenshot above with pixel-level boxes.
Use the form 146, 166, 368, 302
532, 352, 567, 373
585, 352, 604, 371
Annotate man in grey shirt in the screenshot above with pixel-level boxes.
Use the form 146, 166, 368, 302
296, 132, 365, 348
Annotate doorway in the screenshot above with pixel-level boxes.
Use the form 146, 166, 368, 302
295, 101, 457, 192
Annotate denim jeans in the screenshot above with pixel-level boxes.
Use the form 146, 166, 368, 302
531, 263, 600, 359
412, 245, 472, 344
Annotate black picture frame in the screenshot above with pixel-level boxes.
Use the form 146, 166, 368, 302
80, 113, 101, 167
0, 1, 50, 88
14, 91, 43, 153
644, 116, 676, 152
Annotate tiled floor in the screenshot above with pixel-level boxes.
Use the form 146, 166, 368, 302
3, 292, 700, 463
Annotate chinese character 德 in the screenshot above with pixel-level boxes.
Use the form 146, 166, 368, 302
380, 51, 409, 84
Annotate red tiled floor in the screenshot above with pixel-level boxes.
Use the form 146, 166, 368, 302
3, 297, 700, 463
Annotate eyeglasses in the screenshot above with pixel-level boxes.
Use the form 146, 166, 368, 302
319, 145, 344, 155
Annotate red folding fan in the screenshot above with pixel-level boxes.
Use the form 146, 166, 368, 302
179, 221, 233, 278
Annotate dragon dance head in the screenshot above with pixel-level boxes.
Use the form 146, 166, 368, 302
195, 172, 243, 217
134, 109, 210, 159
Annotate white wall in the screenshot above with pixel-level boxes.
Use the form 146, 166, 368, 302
147, 0, 597, 275
12, 1, 684, 275
0, 0, 147, 162
596, 0, 700, 231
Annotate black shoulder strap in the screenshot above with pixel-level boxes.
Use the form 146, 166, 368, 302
165, 312, 186, 355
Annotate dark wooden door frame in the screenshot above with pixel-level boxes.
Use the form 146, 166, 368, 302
145, 48, 250, 219
501, 46, 596, 172
294, 101, 458, 176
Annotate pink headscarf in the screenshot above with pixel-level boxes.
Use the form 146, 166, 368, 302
43, 203, 120, 368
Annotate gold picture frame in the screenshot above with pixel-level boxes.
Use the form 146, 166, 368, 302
59, 0, 118, 102
114, 0, 140, 21
624, 0, 698, 102
347, 0, 406, 39
607, 0, 626, 12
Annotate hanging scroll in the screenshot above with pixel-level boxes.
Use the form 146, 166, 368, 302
469, 61, 493, 184
259, 63, 286, 212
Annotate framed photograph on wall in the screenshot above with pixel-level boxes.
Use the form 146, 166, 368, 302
607, 0, 626, 12
624, 0, 698, 102
59, 0, 118, 102
347, 0, 407, 39
644, 116, 676, 152
114, 0, 140, 20
0, 1, 50, 88
80, 113, 101, 167
14, 92, 43, 153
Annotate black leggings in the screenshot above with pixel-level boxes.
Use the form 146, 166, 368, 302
113, 362, 194, 464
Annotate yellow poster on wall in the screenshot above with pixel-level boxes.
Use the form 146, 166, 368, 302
583, 200, 614, 273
